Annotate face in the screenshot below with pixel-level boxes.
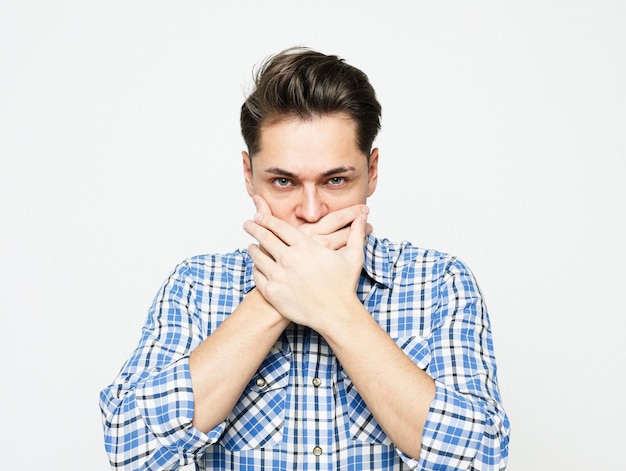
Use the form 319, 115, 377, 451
243, 113, 378, 227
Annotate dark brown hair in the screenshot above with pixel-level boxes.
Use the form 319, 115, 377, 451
240, 47, 382, 157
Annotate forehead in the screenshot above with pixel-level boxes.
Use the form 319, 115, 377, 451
256, 114, 364, 167
261, 112, 356, 136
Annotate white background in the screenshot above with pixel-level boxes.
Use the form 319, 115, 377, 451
1, 1, 624, 470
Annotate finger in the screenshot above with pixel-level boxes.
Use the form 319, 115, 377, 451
346, 209, 369, 253
252, 194, 272, 216
251, 265, 268, 292
247, 243, 275, 278
252, 212, 302, 247
244, 218, 291, 260
259, 243, 273, 260
329, 222, 372, 246
300, 204, 367, 237
311, 226, 351, 249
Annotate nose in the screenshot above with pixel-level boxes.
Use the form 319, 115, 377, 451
295, 187, 329, 223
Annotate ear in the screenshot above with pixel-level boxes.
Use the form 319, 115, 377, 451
367, 147, 379, 197
242, 151, 255, 197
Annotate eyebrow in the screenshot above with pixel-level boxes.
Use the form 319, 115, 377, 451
264, 166, 356, 178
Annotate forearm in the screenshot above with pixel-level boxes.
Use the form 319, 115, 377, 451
420, 382, 509, 469
189, 288, 290, 432
100, 358, 208, 470
100, 257, 291, 469
320, 299, 435, 460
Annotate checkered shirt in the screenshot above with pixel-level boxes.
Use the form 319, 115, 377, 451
100, 235, 510, 470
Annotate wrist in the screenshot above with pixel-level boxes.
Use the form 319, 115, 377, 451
316, 295, 367, 339
245, 287, 290, 329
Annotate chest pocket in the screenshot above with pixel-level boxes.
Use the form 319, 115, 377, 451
338, 336, 431, 445
219, 345, 291, 451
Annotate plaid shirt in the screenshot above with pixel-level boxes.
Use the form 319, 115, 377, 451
100, 235, 510, 470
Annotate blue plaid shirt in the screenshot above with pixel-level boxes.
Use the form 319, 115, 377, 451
100, 235, 510, 470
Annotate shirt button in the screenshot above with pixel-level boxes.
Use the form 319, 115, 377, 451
255, 377, 266, 387
312, 446, 323, 456
312, 377, 322, 387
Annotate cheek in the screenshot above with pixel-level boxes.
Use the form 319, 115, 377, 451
325, 187, 368, 209
258, 193, 294, 221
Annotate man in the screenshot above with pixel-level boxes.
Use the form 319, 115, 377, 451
100, 47, 510, 470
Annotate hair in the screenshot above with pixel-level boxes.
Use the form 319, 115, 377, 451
240, 47, 382, 157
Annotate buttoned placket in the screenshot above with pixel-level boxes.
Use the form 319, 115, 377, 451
287, 324, 334, 468
307, 330, 332, 467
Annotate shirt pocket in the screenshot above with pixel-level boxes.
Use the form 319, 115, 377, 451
338, 335, 431, 445
219, 346, 291, 451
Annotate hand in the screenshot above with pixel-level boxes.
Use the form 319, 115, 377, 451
251, 195, 373, 250
243, 202, 369, 330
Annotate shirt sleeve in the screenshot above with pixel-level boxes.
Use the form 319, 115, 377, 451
417, 256, 510, 470
98, 260, 224, 470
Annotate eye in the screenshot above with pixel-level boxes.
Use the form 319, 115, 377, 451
272, 177, 292, 188
327, 176, 346, 186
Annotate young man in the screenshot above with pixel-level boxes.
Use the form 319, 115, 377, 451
100, 47, 510, 470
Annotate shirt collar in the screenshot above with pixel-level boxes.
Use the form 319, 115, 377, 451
243, 253, 255, 294
242, 233, 394, 294
362, 234, 394, 289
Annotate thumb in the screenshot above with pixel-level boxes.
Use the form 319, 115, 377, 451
346, 207, 369, 255
252, 195, 272, 216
